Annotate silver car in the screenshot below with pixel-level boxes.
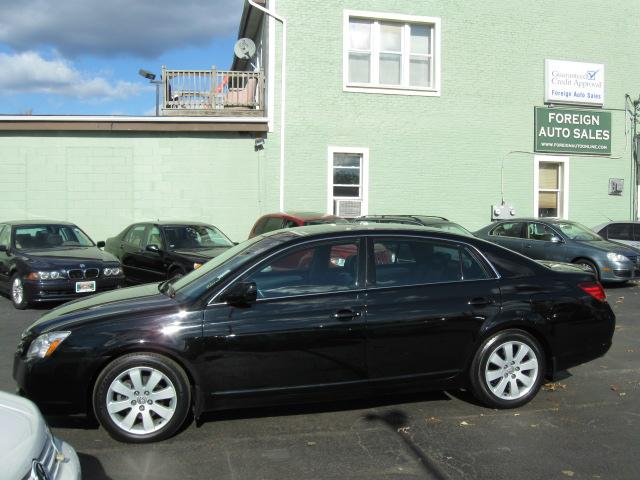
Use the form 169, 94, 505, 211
0, 390, 81, 480
593, 221, 640, 250
475, 218, 640, 283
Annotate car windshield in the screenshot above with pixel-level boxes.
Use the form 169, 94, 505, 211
427, 223, 474, 237
166, 234, 288, 300
162, 225, 234, 250
14, 224, 94, 250
554, 222, 602, 241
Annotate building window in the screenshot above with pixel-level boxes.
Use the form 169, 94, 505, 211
343, 10, 441, 96
327, 147, 369, 218
534, 156, 569, 219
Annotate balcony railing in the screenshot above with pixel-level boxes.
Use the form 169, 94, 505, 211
161, 67, 265, 116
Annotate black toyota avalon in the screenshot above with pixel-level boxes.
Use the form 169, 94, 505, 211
0, 220, 124, 309
14, 224, 614, 443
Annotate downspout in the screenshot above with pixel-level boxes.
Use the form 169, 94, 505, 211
247, 0, 287, 212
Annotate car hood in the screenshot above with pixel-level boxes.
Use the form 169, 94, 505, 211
0, 391, 48, 480
172, 246, 231, 261
16, 247, 119, 268
578, 239, 640, 256
29, 283, 178, 333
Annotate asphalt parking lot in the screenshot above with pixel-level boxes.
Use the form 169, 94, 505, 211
1, 285, 638, 480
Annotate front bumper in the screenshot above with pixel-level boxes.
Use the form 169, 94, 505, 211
53, 437, 82, 480
22, 276, 125, 303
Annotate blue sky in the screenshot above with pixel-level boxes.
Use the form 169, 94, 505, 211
0, 0, 244, 116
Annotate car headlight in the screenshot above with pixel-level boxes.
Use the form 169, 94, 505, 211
103, 267, 122, 276
193, 263, 202, 270
26, 271, 67, 280
26, 332, 71, 360
607, 252, 629, 263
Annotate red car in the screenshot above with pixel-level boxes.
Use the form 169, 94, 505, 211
248, 212, 348, 238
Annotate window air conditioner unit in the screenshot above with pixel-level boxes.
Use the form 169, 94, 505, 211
335, 199, 362, 218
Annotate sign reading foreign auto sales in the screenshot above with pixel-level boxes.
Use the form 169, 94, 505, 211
534, 107, 611, 155
545, 59, 604, 106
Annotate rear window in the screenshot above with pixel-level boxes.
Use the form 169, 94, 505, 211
481, 243, 538, 278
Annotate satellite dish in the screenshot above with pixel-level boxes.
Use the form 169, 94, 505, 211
234, 38, 256, 60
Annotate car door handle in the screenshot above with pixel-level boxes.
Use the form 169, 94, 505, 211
468, 297, 495, 307
331, 310, 361, 320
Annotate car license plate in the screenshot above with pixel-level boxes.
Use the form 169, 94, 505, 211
75, 281, 96, 293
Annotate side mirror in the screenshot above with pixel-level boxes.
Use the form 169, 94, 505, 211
222, 282, 258, 306
96, 241, 106, 248
550, 236, 563, 244
146, 244, 161, 253
0, 245, 7, 252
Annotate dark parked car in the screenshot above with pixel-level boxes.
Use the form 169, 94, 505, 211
354, 215, 473, 236
592, 221, 640, 250
476, 218, 640, 283
0, 221, 124, 309
15, 224, 614, 443
104, 221, 234, 284
248, 211, 347, 238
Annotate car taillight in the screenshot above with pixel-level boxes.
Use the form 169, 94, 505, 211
578, 282, 606, 302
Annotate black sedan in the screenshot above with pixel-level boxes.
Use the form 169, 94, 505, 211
14, 224, 614, 443
104, 221, 234, 284
0, 220, 124, 309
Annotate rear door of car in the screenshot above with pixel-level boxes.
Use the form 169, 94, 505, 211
0, 225, 10, 290
364, 235, 501, 382
487, 222, 526, 254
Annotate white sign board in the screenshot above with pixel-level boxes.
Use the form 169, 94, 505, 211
545, 59, 604, 106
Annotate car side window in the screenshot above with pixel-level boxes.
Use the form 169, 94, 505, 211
0, 225, 9, 248
283, 219, 298, 229
607, 223, 632, 241
634, 224, 640, 242
371, 239, 487, 287
123, 225, 147, 248
244, 240, 359, 298
145, 226, 164, 249
491, 222, 524, 238
527, 223, 557, 241
261, 217, 286, 234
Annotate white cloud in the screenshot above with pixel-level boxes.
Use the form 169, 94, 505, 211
0, 0, 244, 58
0, 51, 147, 100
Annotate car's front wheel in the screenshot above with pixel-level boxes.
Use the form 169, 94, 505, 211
10, 274, 29, 310
93, 353, 191, 443
469, 329, 545, 408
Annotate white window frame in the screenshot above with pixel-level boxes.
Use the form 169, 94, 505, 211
343, 10, 441, 96
533, 155, 570, 220
327, 146, 369, 216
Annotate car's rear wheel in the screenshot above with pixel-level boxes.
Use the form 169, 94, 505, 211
93, 353, 191, 443
10, 274, 29, 310
469, 329, 544, 408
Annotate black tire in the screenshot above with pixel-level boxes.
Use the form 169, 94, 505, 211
92, 352, 191, 443
469, 329, 545, 409
10, 273, 29, 310
573, 258, 599, 281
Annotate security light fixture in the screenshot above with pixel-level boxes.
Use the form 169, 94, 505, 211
138, 68, 162, 116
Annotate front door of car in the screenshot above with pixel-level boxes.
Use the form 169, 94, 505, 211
136, 225, 167, 283
201, 237, 367, 397
488, 222, 526, 254
0, 225, 10, 290
523, 222, 566, 261
364, 237, 501, 381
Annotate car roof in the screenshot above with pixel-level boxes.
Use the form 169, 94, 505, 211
492, 218, 578, 224
261, 212, 341, 221
357, 215, 451, 224
3, 220, 76, 226
125, 220, 214, 227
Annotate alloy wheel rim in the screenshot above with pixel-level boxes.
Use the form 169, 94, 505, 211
484, 340, 539, 400
12, 278, 23, 305
105, 367, 178, 435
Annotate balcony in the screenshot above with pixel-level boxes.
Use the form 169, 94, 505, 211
161, 67, 265, 116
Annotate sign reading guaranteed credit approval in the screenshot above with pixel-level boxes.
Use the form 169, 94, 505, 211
534, 107, 611, 155
545, 59, 604, 106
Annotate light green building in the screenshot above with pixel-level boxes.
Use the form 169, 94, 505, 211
1, 0, 638, 242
